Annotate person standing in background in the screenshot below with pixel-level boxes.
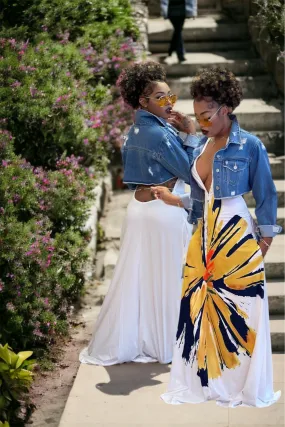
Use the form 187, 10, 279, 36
161, 0, 197, 63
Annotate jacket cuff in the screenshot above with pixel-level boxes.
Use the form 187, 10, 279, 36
179, 193, 191, 209
256, 224, 282, 238
183, 133, 200, 148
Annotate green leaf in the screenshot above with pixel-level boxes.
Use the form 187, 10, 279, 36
0, 345, 11, 365
15, 351, 33, 369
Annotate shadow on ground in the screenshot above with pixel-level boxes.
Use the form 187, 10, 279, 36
96, 362, 171, 396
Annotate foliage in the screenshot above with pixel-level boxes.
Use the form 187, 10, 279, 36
0, 36, 109, 168
0, 0, 136, 362
254, 0, 285, 51
0, 132, 93, 351
0, 344, 35, 425
0, 0, 139, 44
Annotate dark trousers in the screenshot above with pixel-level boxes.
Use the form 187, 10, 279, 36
168, 16, 185, 60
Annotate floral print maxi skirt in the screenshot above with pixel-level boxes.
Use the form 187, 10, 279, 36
161, 193, 281, 407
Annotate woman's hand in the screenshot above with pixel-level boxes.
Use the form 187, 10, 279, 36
151, 186, 183, 207
168, 111, 196, 134
258, 237, 272, 257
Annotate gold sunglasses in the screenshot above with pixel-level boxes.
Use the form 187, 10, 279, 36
145, 94, 178, 107
196, 105, 223, 128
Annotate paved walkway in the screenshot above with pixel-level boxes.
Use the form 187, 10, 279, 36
59, 191, 285, 427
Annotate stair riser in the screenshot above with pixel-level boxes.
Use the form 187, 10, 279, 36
271, 333, 285, 352
265, 263, 285, 280
168, 77, 278, 99
232, 112, 283, 132
149, 25, 248, 42
150, 40, 250, 53
244, 191, 284, 208
271, 163, 285, 180
269, 296, 285, 316
165, 61, 266, 77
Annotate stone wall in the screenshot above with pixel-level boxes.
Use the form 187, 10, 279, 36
147, 0, 160, 17
220, 0, 247, 21
245, 0, 284, 95
130, 0, 149, 55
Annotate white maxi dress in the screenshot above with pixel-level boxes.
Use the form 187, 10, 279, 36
80, 179, 192, 365
161, 142, 281, 407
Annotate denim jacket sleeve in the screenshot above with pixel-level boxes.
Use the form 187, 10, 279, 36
157, 133, 200, 185
249, 138, 281, 237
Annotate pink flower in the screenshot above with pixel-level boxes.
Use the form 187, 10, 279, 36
83, 138, 89, 145
10, 81, 21, 88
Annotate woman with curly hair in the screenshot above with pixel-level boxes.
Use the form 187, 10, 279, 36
153, 67, 281, 406
80, 61, 199, 365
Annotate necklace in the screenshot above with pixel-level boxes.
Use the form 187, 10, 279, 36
210, 135, 229, 146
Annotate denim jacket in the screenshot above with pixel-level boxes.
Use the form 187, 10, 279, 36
160, 0, 197, 18
122, 109, 199, 207
187, 117, 281, 238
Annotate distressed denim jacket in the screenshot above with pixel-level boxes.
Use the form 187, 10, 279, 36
187, 116, 281, 238
122, 109, 199, 207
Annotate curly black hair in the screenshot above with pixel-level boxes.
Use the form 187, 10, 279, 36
190, 67, 243, 110
116, 61, 167, 109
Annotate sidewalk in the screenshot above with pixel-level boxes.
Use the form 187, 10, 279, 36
59, 191, 285, 427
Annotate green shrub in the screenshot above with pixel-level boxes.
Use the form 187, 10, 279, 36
254, 0, 285, 51
0, 36, 110, 168
0, 0, 139, 43
0, 344, 35, 426
0, 132, 92, 351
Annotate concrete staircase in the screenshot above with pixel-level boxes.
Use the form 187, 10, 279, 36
148, 1, 285, 352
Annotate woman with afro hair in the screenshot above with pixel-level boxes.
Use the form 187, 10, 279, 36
80, 61, 200, 366
153, 67, 281, 407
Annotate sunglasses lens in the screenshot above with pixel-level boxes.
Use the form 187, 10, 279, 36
197, 118, 212, 128
202, 120, 212, 128
156, 94, 177, 107
157, 97, 167, 107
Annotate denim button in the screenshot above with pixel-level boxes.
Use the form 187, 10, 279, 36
216, 186, 220, 190
216, 168, 220, 172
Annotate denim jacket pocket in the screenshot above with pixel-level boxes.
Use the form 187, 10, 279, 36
223, 159, 248, 186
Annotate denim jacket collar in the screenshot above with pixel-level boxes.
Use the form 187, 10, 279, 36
135, 109, 168, 127
134, 109, 180, 136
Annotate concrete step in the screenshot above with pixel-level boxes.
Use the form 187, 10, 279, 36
268, 281, 285, 315
148, 16, 249, 42
270, 156, 285, 180
264, 234, 285, 280
150, 39, 251, 54
158, 52, 265, 76
270, 316, 285, 352
168, 75, 278, 99
175, 98, 283, 131
244, 180, 285, 208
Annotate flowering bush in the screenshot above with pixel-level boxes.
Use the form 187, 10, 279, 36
0, 36, 110, 168
0, 0, 137, 361
80, 29, 136, 86
0, 0, 139, 44
0, 132, 92, 351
